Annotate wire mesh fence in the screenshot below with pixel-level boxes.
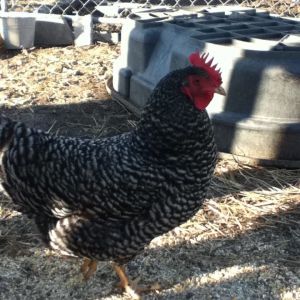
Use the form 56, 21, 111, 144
0, 0, 299, 17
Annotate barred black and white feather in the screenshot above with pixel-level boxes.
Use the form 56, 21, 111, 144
0, 66, 217, 263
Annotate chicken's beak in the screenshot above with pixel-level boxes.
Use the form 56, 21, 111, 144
215, 86, 226, 96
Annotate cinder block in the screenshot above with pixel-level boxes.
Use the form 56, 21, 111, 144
0, 12, 35, 49
34, 13, 74, 47
98, 31, 120, 44
72, 15, 93, 47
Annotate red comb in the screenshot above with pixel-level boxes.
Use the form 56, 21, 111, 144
189, 52, 222, 84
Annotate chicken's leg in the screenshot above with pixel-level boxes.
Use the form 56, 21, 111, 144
112, 262, 140, 299
111, 262, 160, 299
81, 258, 98, 281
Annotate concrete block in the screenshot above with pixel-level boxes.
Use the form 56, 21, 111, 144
34, 13, 74, 46
0, 33, 5, 51
72, 15, 93, 46
98, 31, 120, 44
34, 5, 52, 14
0, 12, 35, 49
95, 4, 120, 17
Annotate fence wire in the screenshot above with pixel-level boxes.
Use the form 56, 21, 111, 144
1, 0, 299, 17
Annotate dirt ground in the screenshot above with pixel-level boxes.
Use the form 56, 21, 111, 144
0, 42, 300, 300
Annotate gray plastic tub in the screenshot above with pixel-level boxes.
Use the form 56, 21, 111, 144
112, 7, 300, 168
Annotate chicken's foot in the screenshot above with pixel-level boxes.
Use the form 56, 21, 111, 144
111, 262, 160, 299
81, 258, 98, 281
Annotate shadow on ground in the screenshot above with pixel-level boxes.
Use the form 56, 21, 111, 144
1, 98, 138, 139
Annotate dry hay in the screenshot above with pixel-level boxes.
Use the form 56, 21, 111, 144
242, 0, 300, 17
207, 161, 300, 238
149, 160, 300, 247
0, 43, 119, 109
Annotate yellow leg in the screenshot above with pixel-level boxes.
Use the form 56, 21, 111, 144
81, 258, 98, 281
112, 262, 140, 299
111, 262, 161, 299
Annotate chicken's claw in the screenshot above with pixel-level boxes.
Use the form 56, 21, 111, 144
111, 262, 161, 299
81, 258, 98, 281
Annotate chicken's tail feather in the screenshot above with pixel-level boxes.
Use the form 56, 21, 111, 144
0, 115, 17, 151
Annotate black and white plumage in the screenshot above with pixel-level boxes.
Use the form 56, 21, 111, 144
0, 64, 220, 279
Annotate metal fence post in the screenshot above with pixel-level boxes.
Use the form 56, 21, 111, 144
1, 0, 8, 12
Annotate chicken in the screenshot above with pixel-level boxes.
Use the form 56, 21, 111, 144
0, 51, 225, 297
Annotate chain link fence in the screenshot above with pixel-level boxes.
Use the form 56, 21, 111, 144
0, 0, 299, 17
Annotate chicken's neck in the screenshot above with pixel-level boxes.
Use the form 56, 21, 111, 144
132, 96, 214, 161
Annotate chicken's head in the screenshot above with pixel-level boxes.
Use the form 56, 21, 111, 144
181, 52, 226, 111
